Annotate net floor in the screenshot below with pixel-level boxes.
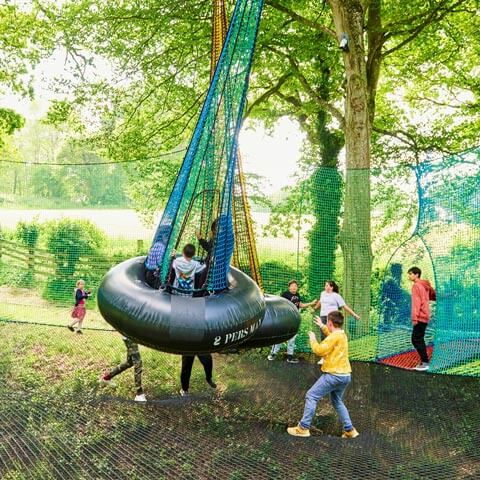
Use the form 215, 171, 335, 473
0, 334, 479, 479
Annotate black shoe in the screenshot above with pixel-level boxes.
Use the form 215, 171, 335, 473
207, 379, 217, 389
76, 330, 83, 335
67, 326, 74, 332
286, 355, 299, 364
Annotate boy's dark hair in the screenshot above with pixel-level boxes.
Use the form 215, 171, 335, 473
183, 243, 196, 258
288, 280, 298, 287
327, 310, 344, 327
407, 266, 422, 277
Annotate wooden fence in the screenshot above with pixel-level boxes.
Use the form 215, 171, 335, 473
0, 238, 118, 280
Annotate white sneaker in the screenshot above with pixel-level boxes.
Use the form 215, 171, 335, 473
179, 389, 189, 397
134, 394, 147, 402
414, 362, 430, 371
267, 354, 276, 361
317, 358, 324, 365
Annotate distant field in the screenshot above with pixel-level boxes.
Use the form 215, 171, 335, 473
0, 208, 308, 264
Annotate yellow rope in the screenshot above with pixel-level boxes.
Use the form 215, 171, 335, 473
211, 0, 264, 291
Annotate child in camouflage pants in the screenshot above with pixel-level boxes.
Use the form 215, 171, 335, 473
100, 336, 146, 402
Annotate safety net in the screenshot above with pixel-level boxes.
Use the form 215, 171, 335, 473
0, 324, 479, 479
1, 88, 480, 480
1, 0, 480, 476
376, 147, 480, 375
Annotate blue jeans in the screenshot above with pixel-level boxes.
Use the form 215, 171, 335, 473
299, 373, 353, 431
270, 334, 296, 356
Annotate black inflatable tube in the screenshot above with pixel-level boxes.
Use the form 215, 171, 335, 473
238, 294, 301, 349
97, 256, 266, 354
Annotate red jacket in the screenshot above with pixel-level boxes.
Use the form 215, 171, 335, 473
411, 279, 436, 323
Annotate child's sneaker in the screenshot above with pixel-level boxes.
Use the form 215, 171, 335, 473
67, 326, 74, 332
287, 424, 311, 437
179, 389, 189, 397
76, 330, 83, 335
267, 353, 276, 361
414, 362, 430, 371
134, 394, 147, 402
99, 376, 116, 388
286, 355, 299, 364
342, 427, 359, 439
206, 379, 217, 389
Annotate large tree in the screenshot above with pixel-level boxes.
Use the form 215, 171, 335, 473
259, 0, 479, 329
48, 0, 479, 328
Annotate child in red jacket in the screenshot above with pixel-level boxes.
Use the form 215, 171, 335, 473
407, 266, 436, 371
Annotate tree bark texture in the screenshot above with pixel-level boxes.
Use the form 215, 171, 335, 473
329, 0, 373, 334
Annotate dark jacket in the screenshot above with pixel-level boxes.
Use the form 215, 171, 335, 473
75, 289, 90, 307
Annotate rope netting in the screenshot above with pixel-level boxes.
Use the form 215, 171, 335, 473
0, 323, 479, 479
377, 148, 480, 375
2, 145, 479, 476
2, 151, 480, 366
1, 0, 480, 474
147, 0, 264, 292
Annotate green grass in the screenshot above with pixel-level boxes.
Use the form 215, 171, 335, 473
0, 319, 478, 479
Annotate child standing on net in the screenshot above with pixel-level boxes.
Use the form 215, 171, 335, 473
267, 280, 316, 363
100, 336, 146, 402
407, 266, 436, 371
68, 279, 91, 334
314, 281, 360, 329
287, 310, 359, 438
313, 281, 359, 365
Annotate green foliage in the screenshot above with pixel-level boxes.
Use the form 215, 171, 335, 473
14, 219, 41, 248
1, 120, 130, 208
371, 265, 386, 313
0, 108, 25, 144
43, 100, 73, 126
29, 166, 67, 199
44, 218, 105, 260
0, 3, 55, 96
43, 218, 106, 302
260, 260, 302, 295
0, 260, 30, 288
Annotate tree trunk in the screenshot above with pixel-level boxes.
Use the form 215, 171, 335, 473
329, 0, 373, 336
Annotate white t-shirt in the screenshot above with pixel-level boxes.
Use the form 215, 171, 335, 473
172, 257, 206, 292
320, 291, 345, 316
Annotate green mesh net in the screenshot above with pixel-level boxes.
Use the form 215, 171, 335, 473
376, 147, 480, 375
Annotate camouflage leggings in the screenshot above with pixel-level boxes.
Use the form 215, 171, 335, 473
108, 340, 143, 394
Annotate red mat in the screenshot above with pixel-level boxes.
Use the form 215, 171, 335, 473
378, 346, 434, 370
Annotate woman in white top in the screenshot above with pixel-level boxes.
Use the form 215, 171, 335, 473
314, 280, 360, 326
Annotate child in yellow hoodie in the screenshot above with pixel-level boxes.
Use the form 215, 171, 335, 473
287, 310, 359, 438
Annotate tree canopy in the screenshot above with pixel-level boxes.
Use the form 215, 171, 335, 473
1, 0, 479, 321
